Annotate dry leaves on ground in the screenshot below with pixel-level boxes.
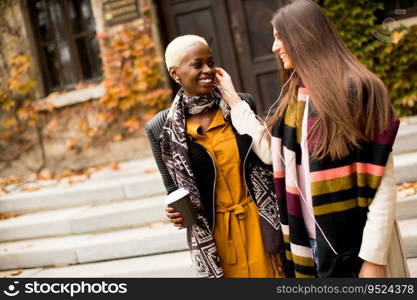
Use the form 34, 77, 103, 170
109, 162, 120, 170
20, 186, 41, 192
150, 221, 165, 228
0, 189, 9, 196
0, 212, 21, 220
397, 181, 417, 198
0, 269, 23, 278
144, 168, 156, 174
0, 162, 121, 195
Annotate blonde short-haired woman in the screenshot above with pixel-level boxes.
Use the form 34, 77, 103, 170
146, 35, 284, 278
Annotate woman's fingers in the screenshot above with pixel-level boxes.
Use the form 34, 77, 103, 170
166, 212, 181, 219
165, 207, 175, 213
215, 67, 224, 75
215, 68, 232, 84
174, 218, 183, 226
215, 67, 230, 78
215, 73, 229, 88
171, 216, 184, 228
165, 208, 181, 219
169, 217, 183, 224
165, 206, 183, 227
215, 67, 239, 105
214, 72, 223, 84
215, 68, 228, 81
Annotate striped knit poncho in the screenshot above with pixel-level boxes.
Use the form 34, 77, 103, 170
271, 86, 400, 278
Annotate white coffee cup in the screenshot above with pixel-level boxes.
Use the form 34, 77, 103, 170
165, 188, 197, 227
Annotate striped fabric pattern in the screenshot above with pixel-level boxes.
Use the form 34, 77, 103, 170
271, 86, 400, 278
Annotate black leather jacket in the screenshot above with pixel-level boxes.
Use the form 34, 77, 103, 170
145, 93, 274, 231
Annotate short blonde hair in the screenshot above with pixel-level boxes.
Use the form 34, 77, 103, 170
164, 35, 208, 70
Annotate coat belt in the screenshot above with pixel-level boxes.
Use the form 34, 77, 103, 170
216, 198, 252, 265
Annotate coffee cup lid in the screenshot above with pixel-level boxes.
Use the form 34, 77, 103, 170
165, 188, 190, 205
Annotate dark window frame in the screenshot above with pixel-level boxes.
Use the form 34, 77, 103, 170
27, 0, 103, 94
384, 0, 417, 19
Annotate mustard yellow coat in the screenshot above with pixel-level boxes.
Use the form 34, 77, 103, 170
186, 108, 281, 278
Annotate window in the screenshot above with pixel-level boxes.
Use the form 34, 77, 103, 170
382, 0, 417, 18
28, 0, 103, 94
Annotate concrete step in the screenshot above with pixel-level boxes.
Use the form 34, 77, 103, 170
408, 258, 417, 278
394, 126, 417, 154
0, 251, 194, 278
0, 267, 43, 278
1, 254, 414, 278
0, 223, 188, 270
0, 172, 165, 215
1, 191, 413, 243
397, 194, 417, 220
398, 218, 417, 259
393, 152, 417, 183
393, 119, 417, 154
0, 195, 166, 242
2, 151, 413, 215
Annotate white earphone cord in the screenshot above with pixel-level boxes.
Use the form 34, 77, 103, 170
256, 70, 339, 256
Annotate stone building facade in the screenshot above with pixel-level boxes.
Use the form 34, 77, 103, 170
0, 0, 167, 177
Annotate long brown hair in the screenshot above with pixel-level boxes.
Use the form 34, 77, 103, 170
269, 0, 393, 161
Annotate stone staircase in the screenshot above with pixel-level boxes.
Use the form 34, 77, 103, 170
0, 158, 193, 277
392, 116, 417, 277
0, 116, 417, 278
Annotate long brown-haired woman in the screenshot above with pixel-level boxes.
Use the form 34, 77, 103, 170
214, 0, 409, 278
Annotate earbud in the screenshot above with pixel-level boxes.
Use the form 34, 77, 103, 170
261, 69, 297, 137
174, 76, 181, 84
252, 69, 338, 256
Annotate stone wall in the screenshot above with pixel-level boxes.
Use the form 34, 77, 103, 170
0, 0, 168, 177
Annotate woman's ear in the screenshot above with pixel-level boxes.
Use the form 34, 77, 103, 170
169, 68, 181, 84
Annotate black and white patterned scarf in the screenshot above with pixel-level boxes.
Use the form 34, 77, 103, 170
159, 88, 230, 278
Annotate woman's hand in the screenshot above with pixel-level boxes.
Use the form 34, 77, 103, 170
214, 67, 242, 108
358, 260, 386, 278
165, 207, 183, 228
